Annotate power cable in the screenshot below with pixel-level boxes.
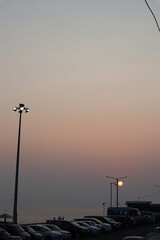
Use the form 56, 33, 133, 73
138, 190, 160, 200
144, 0, 160, 32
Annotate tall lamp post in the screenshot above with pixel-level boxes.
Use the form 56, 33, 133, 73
106, 175, 127, 208
13, 103, 29, 223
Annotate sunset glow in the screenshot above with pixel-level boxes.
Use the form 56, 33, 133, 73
0, 0, 160, 222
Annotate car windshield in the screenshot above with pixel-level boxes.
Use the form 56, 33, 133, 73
72, 222, 81, 227
110, 218, 118, 223
86, 221, 96, 226
80, 222, 88, 227
48, 225, 60, 231
86, 218, 101, 223
103, 217, 110, 222
24, 226, 36, 234
8, 225, 25, 233
39, 226, 51, 232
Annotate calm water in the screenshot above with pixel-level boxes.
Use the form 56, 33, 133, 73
4, 206, 103, 224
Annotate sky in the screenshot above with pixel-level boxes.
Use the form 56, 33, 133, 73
0, 0, 160, 223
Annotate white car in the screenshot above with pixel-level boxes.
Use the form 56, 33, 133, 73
29, 224, 62, 240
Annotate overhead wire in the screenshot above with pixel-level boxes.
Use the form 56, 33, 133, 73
144, 0, 160, 32
138, 190, 160, 200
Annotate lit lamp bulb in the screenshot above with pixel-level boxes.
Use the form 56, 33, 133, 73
118, 181, 123, 187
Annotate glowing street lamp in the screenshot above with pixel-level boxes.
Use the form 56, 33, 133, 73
106, 175, 127, 208
118, 181, 123, 187
13, 103, 29, 223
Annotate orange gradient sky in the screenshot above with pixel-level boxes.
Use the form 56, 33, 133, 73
0, 0, 160, 222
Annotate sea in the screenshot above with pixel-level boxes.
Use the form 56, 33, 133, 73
2, 206, 103, 224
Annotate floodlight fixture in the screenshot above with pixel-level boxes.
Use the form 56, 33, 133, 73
13, 103, 30, 114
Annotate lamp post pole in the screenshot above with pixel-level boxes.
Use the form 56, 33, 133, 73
116, 178, 119, 208
106, 175, 127, 208
110, 182, 116, 207
13, 103, 29, 223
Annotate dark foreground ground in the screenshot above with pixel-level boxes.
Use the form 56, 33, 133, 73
80, 222, 160, 240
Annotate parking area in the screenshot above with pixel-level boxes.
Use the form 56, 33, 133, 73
80, 222, 160, 240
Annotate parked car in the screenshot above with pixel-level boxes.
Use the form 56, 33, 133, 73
140, 211, 155, 224
108, 217, 122, 229
80, 220, 102, 233
0, 227, 22, 240
146, 226, 160, 239
46, 220, 90, 238
21, 225, 43, 240
44, 224, 71, 239
29, 225, 62, 240
108, 215, 136, 228
153, 226, 160, 233
74, 221, 100, 236
73, 218, 112, 233
0, 223, 31, 240
84, 215, 121, 231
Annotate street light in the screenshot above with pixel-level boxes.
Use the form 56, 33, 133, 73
106, 175, 127, 208
13, 103, 29, 223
